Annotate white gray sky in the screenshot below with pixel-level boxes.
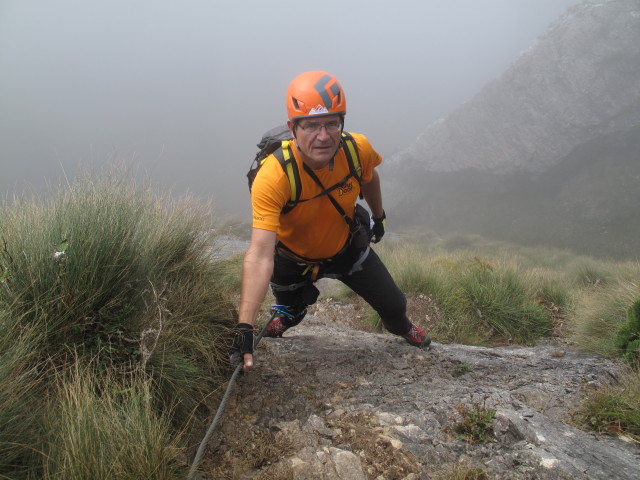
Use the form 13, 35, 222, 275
0, 0, 579, 217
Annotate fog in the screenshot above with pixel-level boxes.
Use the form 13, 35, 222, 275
0, 0, 578, 218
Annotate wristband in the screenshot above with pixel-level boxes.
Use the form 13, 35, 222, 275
372, 210, 386, 222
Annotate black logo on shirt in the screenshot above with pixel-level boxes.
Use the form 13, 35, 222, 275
338, 182, 353, 196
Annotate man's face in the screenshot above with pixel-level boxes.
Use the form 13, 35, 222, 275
288, 114, 342, 169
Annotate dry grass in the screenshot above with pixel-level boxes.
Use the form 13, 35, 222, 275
0, 168, 237, 478
570, 280, 640, 357
43, 361, 185, 480
437, 462, 489, 480
204, 424, 295, 479
572, 368, 640, 442
327, 413, 422, 479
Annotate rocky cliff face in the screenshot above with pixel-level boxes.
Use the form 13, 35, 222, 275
383, 0, 640, 257
388, 0, 640, 174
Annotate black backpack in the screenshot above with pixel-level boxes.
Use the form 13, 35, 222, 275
247, 125, 362, 214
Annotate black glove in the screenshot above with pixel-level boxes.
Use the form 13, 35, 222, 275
371, 210, 386, 243
230, 323, 254, 363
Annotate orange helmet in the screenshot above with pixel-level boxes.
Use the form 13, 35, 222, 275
286, 71, 346, 121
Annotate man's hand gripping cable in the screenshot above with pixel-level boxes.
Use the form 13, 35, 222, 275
187, 307, 281, 479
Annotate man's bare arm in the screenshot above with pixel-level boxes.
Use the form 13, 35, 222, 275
361, 168, 384, 218
236, 227, 276, 372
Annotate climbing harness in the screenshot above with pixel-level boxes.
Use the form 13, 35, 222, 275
186, 309, 279, 479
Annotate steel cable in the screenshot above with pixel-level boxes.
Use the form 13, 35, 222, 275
187, 310, 278, 480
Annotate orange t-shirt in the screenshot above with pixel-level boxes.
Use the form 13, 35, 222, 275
251, 132, 382, 260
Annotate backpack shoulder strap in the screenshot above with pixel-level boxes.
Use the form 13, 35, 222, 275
273, 140, 301, 214
341, 132, 361, 181
341, 132, 363, 200
272, 133, 362, 214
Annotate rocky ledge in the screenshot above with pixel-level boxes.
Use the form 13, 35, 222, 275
203, 314, 638, 479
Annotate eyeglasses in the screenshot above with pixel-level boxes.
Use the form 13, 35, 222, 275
297, 120, 342, 134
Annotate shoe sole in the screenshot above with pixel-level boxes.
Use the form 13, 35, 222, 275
405, 337, 431, 348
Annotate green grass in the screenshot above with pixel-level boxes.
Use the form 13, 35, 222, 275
570, 279, 640, 358
573, 369, 640, 441
376, 243, 555, 345
375, 234, 640, 352
213, 252, 245, 293
0, 308, 49, 477
0, 169, 237, 478
570, 261, 613, 288
43, 362, 185, 480
451, 363, 472, 377
614, 299, 640, 365
450, 258, 552, 344
450, 395, 496, 444
437, 463, 488, 480
3, 170, 640, 477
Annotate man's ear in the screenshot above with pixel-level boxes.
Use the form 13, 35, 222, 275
287, 120, 296, 139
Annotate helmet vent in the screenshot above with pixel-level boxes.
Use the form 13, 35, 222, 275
286, 71, 346, 120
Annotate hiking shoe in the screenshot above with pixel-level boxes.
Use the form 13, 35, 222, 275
265, 317, 289, 338
403, 323, 431, 348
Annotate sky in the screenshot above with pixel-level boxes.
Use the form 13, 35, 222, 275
0, 0, 580, 217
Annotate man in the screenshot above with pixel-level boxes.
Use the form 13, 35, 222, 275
233, 71, 430, 372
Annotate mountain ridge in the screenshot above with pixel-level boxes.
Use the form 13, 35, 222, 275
386, 0, 640, 174
383, 0, 640, 258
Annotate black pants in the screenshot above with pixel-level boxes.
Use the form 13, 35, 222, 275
271, 247, 411, 335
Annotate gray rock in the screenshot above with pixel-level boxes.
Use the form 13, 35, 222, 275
288, 446, 366, 480
381, 0, 640, 257
494, 408, 638, 480
387, 0, 640, 175
222, 315, 638, 480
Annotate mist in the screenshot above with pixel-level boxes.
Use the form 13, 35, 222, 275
0, 0, 578, 218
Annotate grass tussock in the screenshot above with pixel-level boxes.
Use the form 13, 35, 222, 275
0, 308, 49, 477
446, 395, 496, 444
375, 244, 556, 345
437, 462, 489, 480
573, 368, 640, 442
0, 168, 237, 478
570, 279, 640, 358
44, 362, 185, 480
615, 299, 640, 364
373, 234, 640, 354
